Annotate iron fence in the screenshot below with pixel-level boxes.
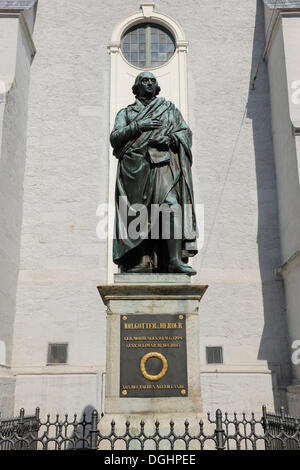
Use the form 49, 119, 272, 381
0, 408, 38, 450
262, 405, 300, 450
0, 406, 299, 450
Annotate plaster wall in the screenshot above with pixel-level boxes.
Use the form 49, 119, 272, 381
11, 0, 289, 414
13, 374, 98, 417
266, 19, 300, 263
263, 4, 300, 396
0, 10, 35, 415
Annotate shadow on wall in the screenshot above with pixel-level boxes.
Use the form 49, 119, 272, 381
248, 0, 291, 410
68, 405, 95, 450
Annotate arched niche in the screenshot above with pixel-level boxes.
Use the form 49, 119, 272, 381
106, 2, 189, 281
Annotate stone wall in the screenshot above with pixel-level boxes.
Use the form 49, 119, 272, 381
10, 0, 290, 415
0, 2, 36, 416
263, 0, 300, 414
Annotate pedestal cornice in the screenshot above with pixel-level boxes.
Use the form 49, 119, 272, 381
98, 284, 208, 306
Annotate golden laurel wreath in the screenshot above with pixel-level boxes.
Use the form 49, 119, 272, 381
140, 352, 168, 381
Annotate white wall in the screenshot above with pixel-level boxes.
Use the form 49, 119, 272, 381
11, 0, 289, 415
0, 4, 36, 416
263, 3, 300, 408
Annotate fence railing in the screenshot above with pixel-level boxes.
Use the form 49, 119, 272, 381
0, 406, 299, 450
262, 405, 300, 450
0, 408, 39, 450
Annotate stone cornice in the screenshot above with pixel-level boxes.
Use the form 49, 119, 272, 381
98, 284, 208, 305
275, 249, 300, 279
12, 366, 101, 376
263, 0, 300, 8
0, 9, 36, 58
0, 0, 37, 9
263, 9, 300, 61
201, 365, 272, 374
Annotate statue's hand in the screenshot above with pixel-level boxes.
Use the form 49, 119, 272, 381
148, 136, 171, 151
138, 118, 162, 132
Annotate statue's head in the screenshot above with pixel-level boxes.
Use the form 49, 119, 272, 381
132, 72, 161, 98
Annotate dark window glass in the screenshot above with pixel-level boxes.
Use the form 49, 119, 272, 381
206, 347, 223, 364
121, 23, 175, 68
47, 343, 68, 365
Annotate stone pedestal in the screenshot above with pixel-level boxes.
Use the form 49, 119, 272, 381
97, 274, 207, 421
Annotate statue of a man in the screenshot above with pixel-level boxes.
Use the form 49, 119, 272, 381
110, 72, 197, 275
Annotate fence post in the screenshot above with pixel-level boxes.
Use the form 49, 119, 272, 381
215, 409, 225, 450
89, 410, 98, 450
262, 405, 267, 432
18, 408, 25, 450
19, 409, 25, 426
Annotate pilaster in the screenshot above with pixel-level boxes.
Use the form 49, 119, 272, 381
263, 0, 300, 413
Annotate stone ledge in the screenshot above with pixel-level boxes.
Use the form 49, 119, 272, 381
98, 284, 208, 306
12, 367, 102, 376
114, 273, 191, 284
0, 0, 37, 9
275, 249, 300, 279
263, 0, 300, 8
0, 2, 36, 59
200, 366, 272, 375
104, 395, 202, 415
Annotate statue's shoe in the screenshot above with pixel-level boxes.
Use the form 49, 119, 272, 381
125, 263, 152, 273
168, 262, 197, 276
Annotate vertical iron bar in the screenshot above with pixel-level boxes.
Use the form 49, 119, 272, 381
215, 410, 225, 450
89, 410, 98, 450
19, 409, 25, 450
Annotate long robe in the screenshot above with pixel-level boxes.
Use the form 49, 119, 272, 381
110, 96, 198, 266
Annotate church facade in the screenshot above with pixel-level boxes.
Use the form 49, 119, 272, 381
0, 0, 300, 418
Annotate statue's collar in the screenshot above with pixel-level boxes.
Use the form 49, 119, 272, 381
131, 97, 164, 112
134, 97, 156, 110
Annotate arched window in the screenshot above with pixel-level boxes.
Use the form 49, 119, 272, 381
121, 23, 175, 68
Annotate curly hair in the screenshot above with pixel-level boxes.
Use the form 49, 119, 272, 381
132, 73, 161, 97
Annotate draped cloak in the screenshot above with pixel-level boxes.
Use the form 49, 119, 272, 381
110, 96, 198, 266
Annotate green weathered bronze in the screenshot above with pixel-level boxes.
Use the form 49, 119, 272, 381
110, 72, 198, 275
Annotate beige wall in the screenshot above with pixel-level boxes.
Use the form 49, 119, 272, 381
0, 0, 295, 416
9, 0, 289, 416
0, 2, 37, 416
263, 2, 300, 413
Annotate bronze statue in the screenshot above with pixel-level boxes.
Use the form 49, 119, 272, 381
110, 72, 197, 275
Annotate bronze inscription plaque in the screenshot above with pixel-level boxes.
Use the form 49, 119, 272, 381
120, 314, 188, 398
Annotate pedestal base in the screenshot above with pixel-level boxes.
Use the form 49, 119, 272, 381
98, 274, 207, 418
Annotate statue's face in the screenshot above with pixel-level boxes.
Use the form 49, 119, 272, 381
137, 72, 157, 98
